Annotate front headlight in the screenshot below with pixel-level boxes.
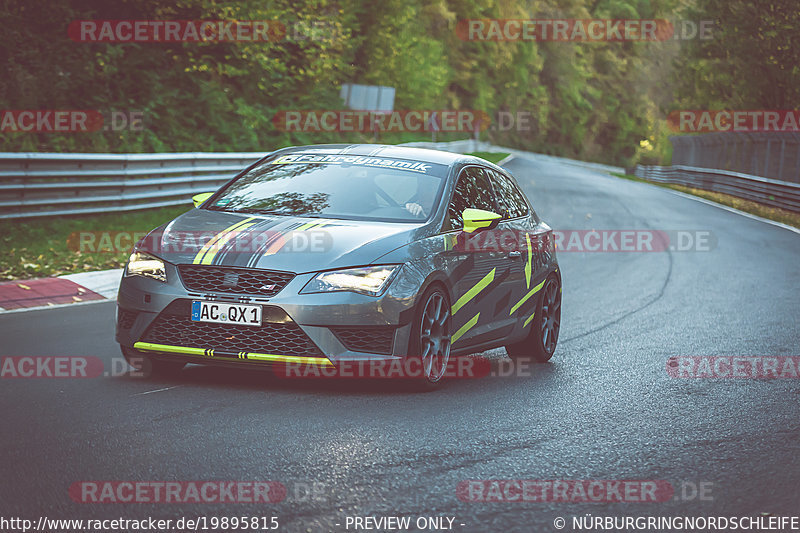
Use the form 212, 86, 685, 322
125, 251, 166, 282
301, 265, 401, 297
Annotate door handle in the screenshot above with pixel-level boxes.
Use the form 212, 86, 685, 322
507, 251, 521, 259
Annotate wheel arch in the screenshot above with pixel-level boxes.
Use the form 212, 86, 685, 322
398, 271, 452, 327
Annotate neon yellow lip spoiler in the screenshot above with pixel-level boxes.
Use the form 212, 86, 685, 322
134, 342, 335, 367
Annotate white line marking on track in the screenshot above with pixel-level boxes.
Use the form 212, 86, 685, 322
662, 188, 800, 236
497, 154, 515, 166
134, 386, 182, 396
593, 168, 800, 236
0, 297, 113, 315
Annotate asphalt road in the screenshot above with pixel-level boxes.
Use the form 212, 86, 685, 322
1, 155, 799, 533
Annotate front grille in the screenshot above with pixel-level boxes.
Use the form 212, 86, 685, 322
117, 309, 138, 329
332, 326, 395, 355
141, 300, 321, 357
178, 265, 294, 298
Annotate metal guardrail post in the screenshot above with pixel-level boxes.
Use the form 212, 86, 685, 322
633, 164, 800, 213
0, 152, 270, 219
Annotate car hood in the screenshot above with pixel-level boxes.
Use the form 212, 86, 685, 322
139, 208, 423, 273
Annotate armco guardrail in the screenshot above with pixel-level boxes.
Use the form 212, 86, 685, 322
402, 140, 625, 175
0, 152, 269, 219
0, 141, 629, 220
671, 132, 800, 184
634, 164, 800, 213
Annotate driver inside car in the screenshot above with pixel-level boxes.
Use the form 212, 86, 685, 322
404, 176, 438, 218
339, 168, 435, 218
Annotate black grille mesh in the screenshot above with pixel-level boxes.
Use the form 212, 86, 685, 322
141, 300, 321, 357
117, 309, 138, 329
331, 326, 395, 355
177, 265, 294, 297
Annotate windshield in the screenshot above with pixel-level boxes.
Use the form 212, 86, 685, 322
208, 153, 449, 222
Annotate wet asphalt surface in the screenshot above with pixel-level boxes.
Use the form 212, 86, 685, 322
1, 154, 799, 532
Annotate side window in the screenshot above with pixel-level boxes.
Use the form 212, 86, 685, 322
446, 167, 498, 230
488, 169, 529, 219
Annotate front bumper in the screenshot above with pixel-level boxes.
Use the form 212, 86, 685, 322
116, 262, 420, 368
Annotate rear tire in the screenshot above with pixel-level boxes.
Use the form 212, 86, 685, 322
505, 275, 561, 362
407, 284, 452, 390
121, 345, 185, 378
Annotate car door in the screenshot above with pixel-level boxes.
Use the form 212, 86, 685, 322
443, 166, 515, 349
486, 167, 551, 333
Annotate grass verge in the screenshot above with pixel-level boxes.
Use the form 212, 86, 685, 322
0, 205, 191, 281
465, 151, 511, 165
611, 172, 800, 229
3, 149, 533, 282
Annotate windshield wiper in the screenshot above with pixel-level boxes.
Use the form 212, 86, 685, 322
251, 210, 329, 218
214, 207, 328, 217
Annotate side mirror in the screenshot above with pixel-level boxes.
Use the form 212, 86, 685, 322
462, 208, 502, 233
192, 192, 214, 208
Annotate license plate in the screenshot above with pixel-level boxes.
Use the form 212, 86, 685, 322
191, 300, 261, 326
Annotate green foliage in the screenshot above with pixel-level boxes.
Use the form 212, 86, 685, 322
674, 0, 800, 110
0, 206, 191, 280
465, 152, 511, 164
0, 0, 791, 168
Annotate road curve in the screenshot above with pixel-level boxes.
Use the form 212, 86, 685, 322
1, 154, 799, 532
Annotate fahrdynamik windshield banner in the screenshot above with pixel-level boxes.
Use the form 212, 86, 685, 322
271, 153, 435, 173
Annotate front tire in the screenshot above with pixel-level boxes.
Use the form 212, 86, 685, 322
121, 345, 186, 378
408, 285, 452, 388
505, 275, 561, 362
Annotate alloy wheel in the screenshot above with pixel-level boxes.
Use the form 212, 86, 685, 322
419, 292, 452, 382
540, 279, 561, 354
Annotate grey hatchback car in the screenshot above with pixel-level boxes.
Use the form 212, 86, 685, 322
116, 144, 561, 385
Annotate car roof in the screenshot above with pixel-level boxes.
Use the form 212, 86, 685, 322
272, 143, 496, 169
